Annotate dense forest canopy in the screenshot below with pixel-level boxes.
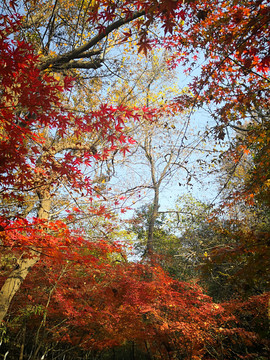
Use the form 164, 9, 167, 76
0, 0, 269, 359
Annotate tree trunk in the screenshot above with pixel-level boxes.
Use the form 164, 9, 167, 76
19, 323, 26, 360
0, 188, 51, 323
146, 185, 159, 256
0, 252, 40, 323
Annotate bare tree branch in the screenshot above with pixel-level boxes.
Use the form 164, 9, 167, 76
39, 10, 145, 71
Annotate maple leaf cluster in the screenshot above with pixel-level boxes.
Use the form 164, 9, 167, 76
161, 0, 270, 136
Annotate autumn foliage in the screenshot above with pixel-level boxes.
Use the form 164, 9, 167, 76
5, 256, 266, 360
167, 0, 270, 137
0, 1, 269, 359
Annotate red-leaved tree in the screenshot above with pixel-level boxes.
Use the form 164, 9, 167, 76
0, 13, 155, 323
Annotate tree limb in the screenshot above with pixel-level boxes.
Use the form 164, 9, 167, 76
39, 10, 145, 71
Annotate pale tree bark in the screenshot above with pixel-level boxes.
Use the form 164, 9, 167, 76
0, 188, 51, 323
146, 184, 160, 255
142, 133, 174, 257
0, 252, 40, 323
